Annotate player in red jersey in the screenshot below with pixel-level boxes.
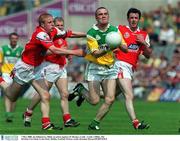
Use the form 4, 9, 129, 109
0, 13, 85, 130
114, 8, 152, 130
22, 17, 86, 128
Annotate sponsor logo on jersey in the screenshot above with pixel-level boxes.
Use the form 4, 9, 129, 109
128, 44, 139, 50
96, 35, 101, 40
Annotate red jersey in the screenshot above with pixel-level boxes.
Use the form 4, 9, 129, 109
45, 38, 68, 66
22, 26, 53, 66
115, 25, 150, 68
45, 30, 72, 66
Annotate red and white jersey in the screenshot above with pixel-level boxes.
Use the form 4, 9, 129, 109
45, 29, 73, 66
115, 25, 150, 68
22, 26, 53, 66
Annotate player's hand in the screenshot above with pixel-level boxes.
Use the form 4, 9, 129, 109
66, 29, 73, 37
134, 34, 145, 45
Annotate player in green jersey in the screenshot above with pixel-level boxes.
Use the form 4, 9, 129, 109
0, 32, 23, 122
69, 7, 127, 130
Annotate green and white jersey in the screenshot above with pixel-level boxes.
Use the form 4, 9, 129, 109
85, 24, 118, 66
0, 44, 23, 73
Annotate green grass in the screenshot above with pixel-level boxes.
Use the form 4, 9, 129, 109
0, 98, 180, 135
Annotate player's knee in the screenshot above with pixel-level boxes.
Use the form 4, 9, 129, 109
90, 97, 100, 105
41, 92, 51, 101
61, 92, 69, 100
105, 96, 115, 105
125, 93, 134, 100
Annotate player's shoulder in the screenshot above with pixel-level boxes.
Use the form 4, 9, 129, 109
36, 31, 50, 41
33, 26, 50, 40
87, 24, 96, 32
139, 29, 148, 34
117, 24, 127, 29
16, 45, 24, 50
108, 24, 118, 31
1, 45, 9, 51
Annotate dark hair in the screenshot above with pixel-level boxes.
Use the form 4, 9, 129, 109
54, 17, 64, 23
127, 8, 141, 19
38, 13, 52, 26
9, 32, 19, 39
95, 7, 108, 17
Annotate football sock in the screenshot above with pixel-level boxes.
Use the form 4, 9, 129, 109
63, 114, 71, 123
25, 108, 33, 116
42, 117, 51, 129
0, 77, 5, 84
132, 119, 140, 128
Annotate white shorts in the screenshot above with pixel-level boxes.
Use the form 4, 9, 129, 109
40, 61, 67, 83
13, 59, 42, 85
85, 62, 117, 81
114, 60, 134, 80
2, 73, 13, 84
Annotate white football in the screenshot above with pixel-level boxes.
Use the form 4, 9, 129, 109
105, 32, 122, 48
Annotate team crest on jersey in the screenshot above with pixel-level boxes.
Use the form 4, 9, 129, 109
96, 35, 101, 40
6, 51, 10, 55
124, 32, 130, 38
16, 52, 20, 57
58, 39, 63, 45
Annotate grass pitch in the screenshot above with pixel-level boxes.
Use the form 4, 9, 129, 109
0, 98, 180, 135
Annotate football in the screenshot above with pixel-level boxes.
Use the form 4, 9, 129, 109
105, 31, 122, 48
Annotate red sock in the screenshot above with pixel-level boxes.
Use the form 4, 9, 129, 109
63, 114, 71, 123
24, 111, 32, 117
132, 119, 139, 128
24, 108, 33, 117
42, 117, 51, 129
0, 77, 5, 84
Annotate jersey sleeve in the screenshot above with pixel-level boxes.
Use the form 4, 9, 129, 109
144, 34, 150, 47
87, 30, 99, 53
0, 47, 4, 63
119, 31, 127, 46
36, 32, 54, 49
140, 34, 150, 52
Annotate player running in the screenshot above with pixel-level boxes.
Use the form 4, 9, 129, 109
22, 16, 86, 128
0, 13, 84, 130
69, 7, 127, 130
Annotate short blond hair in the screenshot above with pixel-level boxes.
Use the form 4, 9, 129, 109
38, 13, 52, 26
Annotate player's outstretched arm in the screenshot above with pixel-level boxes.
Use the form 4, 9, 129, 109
71, 31, 86, 38
48, 45, 86, 57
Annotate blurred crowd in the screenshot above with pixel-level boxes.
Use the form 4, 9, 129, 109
139, 1, 180, 46
0, 0, 48, 16
133, 1, 180, 100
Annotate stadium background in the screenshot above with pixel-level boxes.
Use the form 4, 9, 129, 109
0, 0, 180, 135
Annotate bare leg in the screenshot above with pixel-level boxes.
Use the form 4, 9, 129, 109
31, 79, 51, 118
86, 81, 101, 105
95, 79, 116, 121
55, 78, 69, 114
117, 78, 136, 120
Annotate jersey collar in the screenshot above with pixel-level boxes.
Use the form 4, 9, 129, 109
126, 26, 140, 32
93, 24, 110, 32
8, 44, 19, 50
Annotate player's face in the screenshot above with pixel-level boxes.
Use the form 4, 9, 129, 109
55, 21, 64, 31
96, 8, 109, 25
43, 16, 54, 33
128, 13, 140, 29
10, 35, 18, 47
